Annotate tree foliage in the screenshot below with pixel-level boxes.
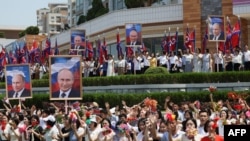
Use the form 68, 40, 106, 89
77, 15, 86, 25
0, 32, 4, 38
25, 26, 39, 35
19, 26, 39, 37
125, 0, 158, 8
86, 0, 109, 21
19, 31, 26, 38
125, 0, 144, 8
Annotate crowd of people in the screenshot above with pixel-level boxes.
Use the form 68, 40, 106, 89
81, 44, 250, 77
0, 92, 249, 141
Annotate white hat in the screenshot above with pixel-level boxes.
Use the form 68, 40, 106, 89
110, 107, 116, 114
90, 117, 97, 123
90, 115, 97, 123
43, 115, 56, 122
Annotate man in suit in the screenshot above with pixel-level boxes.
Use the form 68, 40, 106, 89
210, 23, 225, 41
127, 29, 142, 46
8, 73, 31, 98
52, 68, 80, 98
71, 35, 85, 55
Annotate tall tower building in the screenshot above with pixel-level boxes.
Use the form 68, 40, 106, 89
36, 8, 50, 34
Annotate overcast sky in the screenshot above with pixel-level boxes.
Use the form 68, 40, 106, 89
0, 0, 67, 27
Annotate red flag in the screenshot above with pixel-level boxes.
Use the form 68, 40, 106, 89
98, 39, 103, 64
167, 31, 171, 53
161, 33, 167, 53
116, 31, 123, 57
86, 41, 93, 58
224, 18, 232, 52
31, 39, 38, 51
219, 42, 224, 52
231, 18, 240, 48
170, 31, 177, 52
184, 27, 195, 52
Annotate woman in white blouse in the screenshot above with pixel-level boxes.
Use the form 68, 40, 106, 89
232, 49, 242, 71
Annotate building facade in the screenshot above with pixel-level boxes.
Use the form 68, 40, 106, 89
47, 0, 249, 57
4, 0, 250, 59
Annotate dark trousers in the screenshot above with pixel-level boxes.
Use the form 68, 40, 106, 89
214, 64, 223, 72
244, 61, 250, 70
234, 63, 241, 71
225, 62, 233, 71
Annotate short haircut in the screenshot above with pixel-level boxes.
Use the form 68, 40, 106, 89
12, 73, 25, 82
57, 68, 74, 81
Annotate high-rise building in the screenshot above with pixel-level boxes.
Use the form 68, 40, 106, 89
36, 3, 68, 36
36, 8, 50, 34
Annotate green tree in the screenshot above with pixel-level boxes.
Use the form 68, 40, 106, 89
25, 26, 39, 35
86, 0, 109, 21
0, 32, 4, 38
125, 0, 144, 8
77, 15, 86, 25
125, 0, 158, 8
19, 31, 26, 38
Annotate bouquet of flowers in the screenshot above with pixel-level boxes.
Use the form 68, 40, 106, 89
209, 86, 217, 93
69, 110, 78, 122
144, 98, 158, 112
165, 113, 176, 122
117, 123, 130, 134
227, 92, 238, 100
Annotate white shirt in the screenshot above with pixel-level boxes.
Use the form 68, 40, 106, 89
232, 54, 242, 64
243, 50, 250, 62
143, 55, 150, 67
13, 88, 25, 98
213, 53, 223, 64
117, 59, 126, 67
59, 89, 71, 98
133, 56, 142, 70
44, 125, 59, 141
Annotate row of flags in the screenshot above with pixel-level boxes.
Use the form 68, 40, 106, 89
0, 17, 241, 72
161, 30, 179, 54
0, 38, 60, 73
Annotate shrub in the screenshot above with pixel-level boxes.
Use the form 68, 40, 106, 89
144, 67, 169, 74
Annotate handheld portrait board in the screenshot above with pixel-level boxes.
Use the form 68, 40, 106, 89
50, 55, 82, 100
5, 64, 32, 99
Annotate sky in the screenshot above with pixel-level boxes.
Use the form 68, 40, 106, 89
0, 0, 67, 27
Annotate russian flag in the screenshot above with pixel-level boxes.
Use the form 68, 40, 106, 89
50, 57, 81, 93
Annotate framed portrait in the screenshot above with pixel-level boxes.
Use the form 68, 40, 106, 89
5, 64, 32, 99
208, 15, 226, 42
50, 55, 82, 100
70, 29, 86, 55
125, 23, 142, 47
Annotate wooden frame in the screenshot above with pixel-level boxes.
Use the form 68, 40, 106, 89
49, 55, 82, 100
5, 64, 32, 99
208, 15, 226, 42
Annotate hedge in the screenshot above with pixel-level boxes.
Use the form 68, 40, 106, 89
1, 91, 249, 110
0, 71, 249, 88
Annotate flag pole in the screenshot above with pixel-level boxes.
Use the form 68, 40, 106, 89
65, 99, 68, 114
216, 41, 219, 72
176, 27, 179, 54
